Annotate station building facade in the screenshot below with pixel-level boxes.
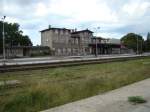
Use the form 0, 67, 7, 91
41, 27, 123, 56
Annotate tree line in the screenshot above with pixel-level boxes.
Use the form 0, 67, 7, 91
121, 32, 150, 53
0, 21, 32, 54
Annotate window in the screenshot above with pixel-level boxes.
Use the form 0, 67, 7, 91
65, 31, 68, 35
57, 49, 61, 54
60, 30, 63, 35
68, 48, 71, 52
75, 38, 78, 44
55, 30, 58, 34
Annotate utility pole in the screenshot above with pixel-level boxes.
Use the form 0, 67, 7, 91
95, 38, 98, 57
141, 40, 142, 54
136, 34, 139, 54
95, 27, 100, 57
2, 16, 6, 65
140, 36, 143, 55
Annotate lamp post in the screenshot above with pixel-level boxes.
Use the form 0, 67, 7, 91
95, 38, 98, 57
95, 27, 100, 57
2, 16, 6, 65
141, 40, 143, 54
136, 34, 139, 54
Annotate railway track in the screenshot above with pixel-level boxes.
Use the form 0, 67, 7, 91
0, 55, 149, 72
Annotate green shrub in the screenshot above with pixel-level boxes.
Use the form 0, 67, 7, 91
3, 89, 49, 112
128, 96, 147, 104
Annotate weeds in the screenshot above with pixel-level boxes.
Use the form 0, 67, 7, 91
128, 96, 147, 104
0, 58, 150, 112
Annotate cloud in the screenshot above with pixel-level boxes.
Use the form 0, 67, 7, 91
47, 0, 118, 23
122, 0, 150, 16
35, 2, 48, 17
0, 0, 150, 45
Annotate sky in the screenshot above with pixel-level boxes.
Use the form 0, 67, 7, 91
1, 0, 150, 45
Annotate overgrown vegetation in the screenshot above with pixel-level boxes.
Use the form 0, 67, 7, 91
0, 21, 32, 53
128, 96, 147, 104
0, 58, 150, 112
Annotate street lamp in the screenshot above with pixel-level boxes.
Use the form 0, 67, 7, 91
140, 39, 143, 54
136, 34, 139, 54
2, 16, 6, 64
95, 27, 100, 57
95, 38, 98, 57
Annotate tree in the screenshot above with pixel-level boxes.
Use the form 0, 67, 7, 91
121, 33, 144, 53
145, 32, 150, 51
0, 21, 32, 53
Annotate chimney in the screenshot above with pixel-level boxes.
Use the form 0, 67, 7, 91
75, 28, 77, 32
48, 25, 51, 29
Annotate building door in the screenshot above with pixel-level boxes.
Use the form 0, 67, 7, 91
23, 48, 28, 56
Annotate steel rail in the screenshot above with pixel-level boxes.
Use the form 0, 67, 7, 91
0, 56, 149, 73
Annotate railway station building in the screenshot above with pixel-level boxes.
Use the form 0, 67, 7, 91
40, 27, 131, 56
41, 27, 94, 56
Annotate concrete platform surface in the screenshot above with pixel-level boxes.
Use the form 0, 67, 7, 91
41, 78, 150, 112
0, 54, 143, 66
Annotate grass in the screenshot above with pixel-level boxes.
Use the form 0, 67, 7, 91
128, 96, 147, 104
0, 57, 150, 112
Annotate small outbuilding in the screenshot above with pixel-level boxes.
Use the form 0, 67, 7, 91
5, 46, 51, 58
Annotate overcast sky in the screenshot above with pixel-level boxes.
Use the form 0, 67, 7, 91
1, 0, 150, 45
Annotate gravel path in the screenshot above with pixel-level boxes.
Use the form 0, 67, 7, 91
42, 78, 150, 112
